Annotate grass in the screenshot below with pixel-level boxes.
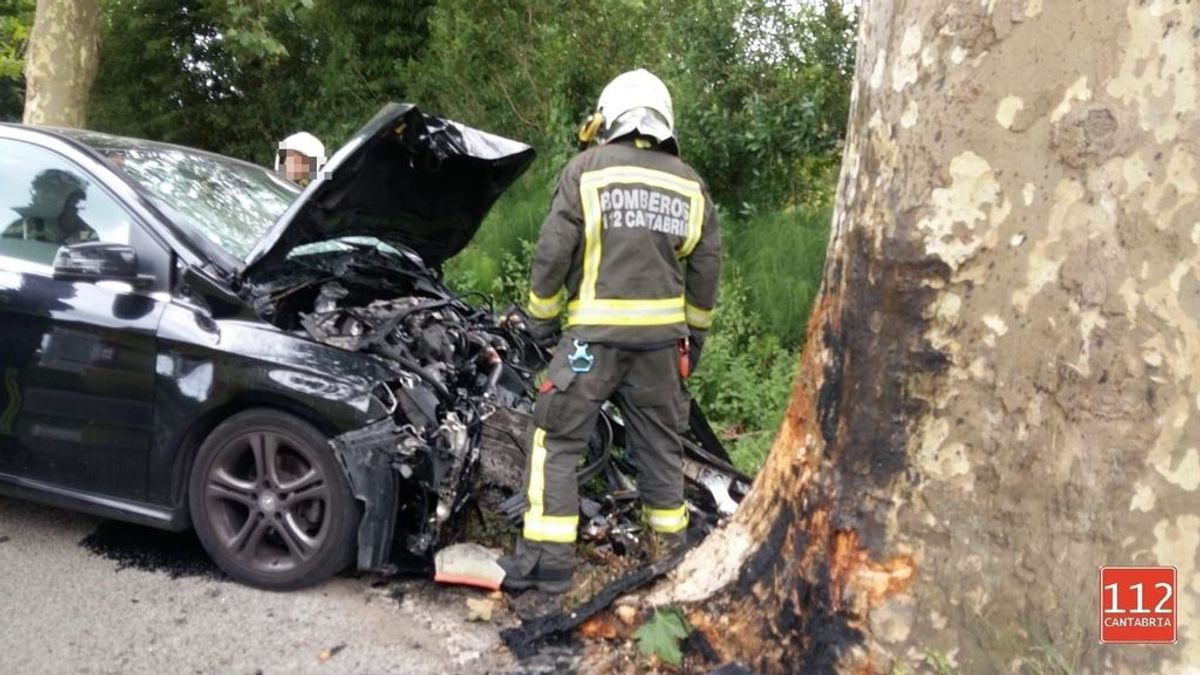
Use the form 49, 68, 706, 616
446, 159, 557, 295
724, 204, 831, 348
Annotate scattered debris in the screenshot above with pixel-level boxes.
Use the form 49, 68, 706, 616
501, 549, 686, 658
578, 615, 620, 641
434, 543, 505, 590
707, 662, 755, 674
615, 605, 639, 626
466, 598, 497, 622
317, 644, 347, 663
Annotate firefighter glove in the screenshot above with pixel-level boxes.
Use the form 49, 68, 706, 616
688, 330, 705, 373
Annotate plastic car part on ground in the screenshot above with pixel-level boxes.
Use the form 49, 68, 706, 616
433, 543, 506, 590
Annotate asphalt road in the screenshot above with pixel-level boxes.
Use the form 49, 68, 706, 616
0, 496, 523, 674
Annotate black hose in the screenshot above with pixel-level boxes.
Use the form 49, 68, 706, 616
372, 345, 453, 403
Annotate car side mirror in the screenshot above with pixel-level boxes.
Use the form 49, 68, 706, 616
53, 241, 147, 286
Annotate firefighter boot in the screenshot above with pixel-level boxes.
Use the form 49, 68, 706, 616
497, 541, 574, 594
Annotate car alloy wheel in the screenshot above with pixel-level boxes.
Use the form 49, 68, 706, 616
204, 430, 330, 572
189, 410, 356, 590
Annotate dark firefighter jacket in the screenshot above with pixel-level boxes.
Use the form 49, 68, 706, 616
526, 140, 720, 345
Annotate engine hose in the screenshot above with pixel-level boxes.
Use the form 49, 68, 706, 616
371, 345, 453, 403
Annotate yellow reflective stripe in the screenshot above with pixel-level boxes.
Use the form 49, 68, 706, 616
575, 297, 683, 309
646, 504, 689, 533
677, 190, 705, 259
526, 428, 547, 527
566, 297, 685, 327
527, 289, 564, 319
523, 428, 578, 543
685, 303, 713, 329
580, 174, 604, 302
581, 165, 702, 195
578, 166, 706, 298
523, 514, 579, 543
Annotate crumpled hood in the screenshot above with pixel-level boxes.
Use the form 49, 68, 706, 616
242, 103, 536, 276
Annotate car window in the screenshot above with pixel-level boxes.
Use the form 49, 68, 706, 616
85, 141, 298, 260
0, 138, 135, 267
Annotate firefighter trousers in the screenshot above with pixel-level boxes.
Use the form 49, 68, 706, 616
514, 336, 689, 570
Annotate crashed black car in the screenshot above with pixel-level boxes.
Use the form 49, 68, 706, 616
0, 104, 748, 590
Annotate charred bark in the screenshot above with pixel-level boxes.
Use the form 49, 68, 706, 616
654, 1, 1200, 673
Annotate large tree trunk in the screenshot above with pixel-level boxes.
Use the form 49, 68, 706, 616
22, 0, 99, 127
653, 1, 1199, 672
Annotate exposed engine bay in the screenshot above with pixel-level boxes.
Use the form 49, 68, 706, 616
244, 246, 750, 572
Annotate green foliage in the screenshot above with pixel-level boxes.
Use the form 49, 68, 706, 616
90, 0, 288, 159
87, 0, 855, 209
0, 0, 31, 78
218, 0, 316, 62
401, 0, 673, 161
400, 0, 854, 208
667, 0, 855, 207
726, 204, 831, 346
689, 268, 799, 474
443, 162, 557, 299
634, 607, 691, 666
89, 0, 433, 163
0, 0, 34, 122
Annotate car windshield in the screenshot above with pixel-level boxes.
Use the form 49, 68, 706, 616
72, 133, 300, 260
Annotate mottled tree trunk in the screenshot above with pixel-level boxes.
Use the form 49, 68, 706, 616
22, 0, 99, 127
652, 1, 1200, 672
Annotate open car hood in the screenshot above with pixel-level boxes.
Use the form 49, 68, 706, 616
242, 103, 536, 276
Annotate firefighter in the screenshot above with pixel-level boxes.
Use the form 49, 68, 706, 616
275, 131, 326, 185
499, 69, 720, 593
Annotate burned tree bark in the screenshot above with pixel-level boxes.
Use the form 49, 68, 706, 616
652, 1, 1200, 672
22, 0, 99, 127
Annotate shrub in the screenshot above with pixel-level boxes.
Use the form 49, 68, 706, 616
688, 269, 799, 474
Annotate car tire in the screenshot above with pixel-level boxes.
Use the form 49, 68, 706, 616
188, 409, 357, 590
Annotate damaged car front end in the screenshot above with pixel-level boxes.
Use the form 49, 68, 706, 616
257, 251, 542, 571
23, 103, 747, 589
235, 103, 752, 578
236, 104, 548, 573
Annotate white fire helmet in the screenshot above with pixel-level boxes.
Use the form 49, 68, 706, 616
595, 69, 675, 146
275, 131, 326, 171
